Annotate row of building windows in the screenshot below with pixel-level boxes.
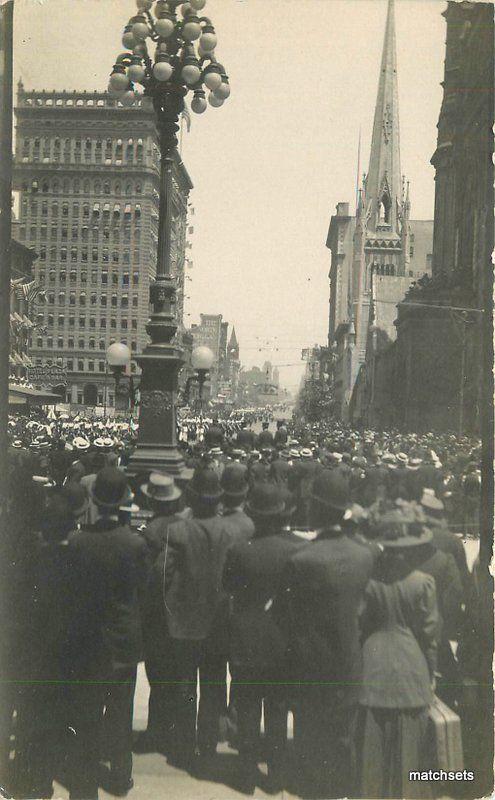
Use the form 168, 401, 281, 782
27, 230, 142, 250
21, 201, 141, 227
43, 315, 139, 330
33, 245, 140, 263
20, 137, 149, 166
38, 270, 140, 286
22, 200, 143, 219
20, 178, 148, 197
35, 337, 138, 353
39, 292, 140, 308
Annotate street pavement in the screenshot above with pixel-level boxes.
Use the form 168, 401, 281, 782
52, 665, 295, 800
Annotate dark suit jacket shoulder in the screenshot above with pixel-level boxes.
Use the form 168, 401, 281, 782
69, 520, 149, 666
282, 532, 374, 687
160, 515, 234, 641
224, 530, 308, 671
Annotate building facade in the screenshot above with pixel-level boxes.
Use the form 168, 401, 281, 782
326, 0, 433, 422
394, 1, 494, 433
13, 83, 192, 408
9, 238, 38, 377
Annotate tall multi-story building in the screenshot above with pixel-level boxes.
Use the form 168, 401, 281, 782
326, 0, 433, 422
394, 1, 494, 433
190, 313, 224, 397
13, 82, 192, 408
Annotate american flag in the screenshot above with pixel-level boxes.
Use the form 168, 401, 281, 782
15, 280, 44, 303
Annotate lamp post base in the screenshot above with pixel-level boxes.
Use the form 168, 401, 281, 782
126, 345, 185, 479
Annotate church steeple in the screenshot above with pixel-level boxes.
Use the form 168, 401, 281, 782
365, 0, 402, 234
228, 326, 239, 360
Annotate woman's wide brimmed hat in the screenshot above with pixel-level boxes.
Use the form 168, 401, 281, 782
373, 501, 432, 548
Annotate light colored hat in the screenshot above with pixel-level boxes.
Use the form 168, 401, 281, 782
141, 472, 182, 503
331, 452, 343, 463
396, 453, 408, 465
209, 447, 223, 456
12, 440, 23, 448
73, 436, 90, 451
300, 448, 313, 459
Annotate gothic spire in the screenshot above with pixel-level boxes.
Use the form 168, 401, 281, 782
228, 326, 239, 356
365, 0, 402, 233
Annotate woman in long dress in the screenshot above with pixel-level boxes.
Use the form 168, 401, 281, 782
356, 501, 438, 799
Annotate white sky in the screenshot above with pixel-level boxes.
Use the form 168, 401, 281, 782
13, 0, 446, 391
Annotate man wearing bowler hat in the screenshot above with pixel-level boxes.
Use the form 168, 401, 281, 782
220, 463, 254, 543
69, 467, 149, 797
281, 469, 374, 798
138, 473, 183, 753
153, 463, 237, 769
223, 482, 306, 793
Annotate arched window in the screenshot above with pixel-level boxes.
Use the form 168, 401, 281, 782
115, 182, 121, 196
63, 178, 70, 193
94, 180, 101, 194
378, 192, 391, 224
135, 182, 142, 194
125, 182, 132, 196
52, 179, 59, 193
41, 180, 49, 193
83, 179, 90, 193
73, 179, 80, 194
103, 181, 110, 195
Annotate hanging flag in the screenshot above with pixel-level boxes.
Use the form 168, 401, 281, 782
15, 280, 44, 303
10, 276, 23, 294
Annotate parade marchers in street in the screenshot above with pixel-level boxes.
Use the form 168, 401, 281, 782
1, 406, 485, 799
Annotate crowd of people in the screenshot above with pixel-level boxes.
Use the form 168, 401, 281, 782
0, 406, 487, 799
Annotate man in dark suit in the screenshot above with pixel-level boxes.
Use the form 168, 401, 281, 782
220, 463, 255, 543
139, 473, 183, 753
280, 470, 374, 798
236, 421, 256, 452
256, 422, 274, 449
421, 492, 470, 592
223, 483, 306, 793
273, 420, 288, 449
154, 464, 237, 769
69, 467, 149, 797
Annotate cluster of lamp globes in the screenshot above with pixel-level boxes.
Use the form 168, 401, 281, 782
108, 0, 230, 114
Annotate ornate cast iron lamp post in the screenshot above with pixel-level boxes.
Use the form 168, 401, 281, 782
109, 0, 229, 475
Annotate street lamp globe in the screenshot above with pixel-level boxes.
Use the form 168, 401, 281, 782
107, 342, 132, 367
191, 346, 214, 370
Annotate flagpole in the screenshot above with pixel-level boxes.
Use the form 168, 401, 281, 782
0, 0, 13, 508
355, 126, 361, 214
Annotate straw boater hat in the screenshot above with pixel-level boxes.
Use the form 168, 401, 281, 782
94, 437, 114, 451
141, 472, 182, 504
73, 436, 90, 451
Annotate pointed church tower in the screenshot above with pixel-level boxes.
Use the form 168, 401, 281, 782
228, 326, 239, 361
365, 0, 402, 236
